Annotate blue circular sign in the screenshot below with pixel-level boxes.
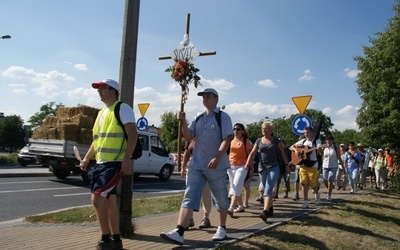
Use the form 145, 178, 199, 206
137, 117, 148, 131
292, 115, 312, 136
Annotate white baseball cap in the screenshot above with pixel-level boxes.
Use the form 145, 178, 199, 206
197, 88, 218, 97
92, 78, 119, 92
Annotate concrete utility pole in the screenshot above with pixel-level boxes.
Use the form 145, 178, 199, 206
118, 0, 140, 236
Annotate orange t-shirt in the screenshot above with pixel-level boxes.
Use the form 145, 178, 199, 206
229, 138, 252, 166
386, 154, 393, 168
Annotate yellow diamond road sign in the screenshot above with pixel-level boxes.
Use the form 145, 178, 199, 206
292, 95, 312, 114
138, 103, 150, 117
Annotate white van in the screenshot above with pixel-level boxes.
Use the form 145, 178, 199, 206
133, 131, 175, 180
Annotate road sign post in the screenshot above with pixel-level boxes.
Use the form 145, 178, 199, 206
292, 114, 312, 136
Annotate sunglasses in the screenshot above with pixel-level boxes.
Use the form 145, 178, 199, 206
233, 128, 242, 131
98, 85, 113, 91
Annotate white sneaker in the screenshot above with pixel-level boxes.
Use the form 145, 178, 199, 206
160, 228, 184, 245
301, 200, 309, 208
315, 193, 321, 205
350, 189, 354, 194
227, 207, 234, 216
326, 195, 331, 201
233, 206, 245, 213
212, 226, 227, 241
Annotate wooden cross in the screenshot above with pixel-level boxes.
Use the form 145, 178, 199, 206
159, 13, 216, 171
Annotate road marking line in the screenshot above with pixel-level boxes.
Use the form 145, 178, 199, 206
0, 180, 52, 185
0, 187, 81, 194
54, 192, 90, 197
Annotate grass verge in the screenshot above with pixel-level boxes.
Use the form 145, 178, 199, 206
25, 186, 263, 224
216, 189, 400, 250
26, 193, 184, 223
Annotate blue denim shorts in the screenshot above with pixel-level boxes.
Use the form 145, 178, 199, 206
182, 168, 229, 211
323, 168, 338, 182
259, 164, 280, 197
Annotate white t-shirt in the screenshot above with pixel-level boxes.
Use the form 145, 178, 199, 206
296, 138, 322, 168
118, 103, 136, 125
323, 146, 339, 169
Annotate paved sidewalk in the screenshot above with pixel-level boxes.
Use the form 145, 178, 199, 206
0, 166, 373, 249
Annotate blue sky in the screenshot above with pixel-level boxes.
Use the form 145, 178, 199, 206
0, 0, 395, 131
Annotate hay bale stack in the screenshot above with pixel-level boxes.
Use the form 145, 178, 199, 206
56, 106, 99, 118
32, 105, 100, 144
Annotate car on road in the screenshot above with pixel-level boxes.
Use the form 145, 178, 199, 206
130, 131, 176, 180
17, 146, 41, 167
0, 146, 12, 153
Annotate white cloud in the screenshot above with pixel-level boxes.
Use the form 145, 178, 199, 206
322, 107, 334, 115
258, 79, 277, 88
298, 69, 314, 82
13, 89, 28, 95
223, 102, 298, 126
324, 105, 360, 131
336, 105, 358, 116
344, 68, 360, 78
2, 66, 36, 79
74, 63, 89, 71
2, 66, 75, 98
200, 76, 235, 96
9, 83, 26, 88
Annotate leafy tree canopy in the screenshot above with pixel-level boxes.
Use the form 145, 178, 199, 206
245, 109, 334, 146
28, 102, 64, 127
159, 111, 180, 152
0, 115, 26, 151
354, 3, 400, 152
331, 129, 362, 147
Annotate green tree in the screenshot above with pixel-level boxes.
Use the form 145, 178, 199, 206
159, 111, 180, 152
28, 102, 64, 127
245, 109, 334, 146
354, 3, 400, 152
331, 129, 362, 146
275, 109, 333, 145
245, 120, 264, 143
0, 115, 26, 151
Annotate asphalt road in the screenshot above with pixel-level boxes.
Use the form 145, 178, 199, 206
0, 174, 189, 223
0, 164, 266, 223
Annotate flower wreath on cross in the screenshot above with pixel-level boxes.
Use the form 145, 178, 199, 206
165, 59, 201, 101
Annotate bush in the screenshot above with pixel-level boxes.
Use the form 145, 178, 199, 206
391, 170, 400, 191
0, 154, 18, 164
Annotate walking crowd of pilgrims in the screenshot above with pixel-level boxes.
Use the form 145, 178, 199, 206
83, 80, 396, 249
160, 88, 398, 246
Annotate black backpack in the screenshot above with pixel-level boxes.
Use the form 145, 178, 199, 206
114, 101, 142, 160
